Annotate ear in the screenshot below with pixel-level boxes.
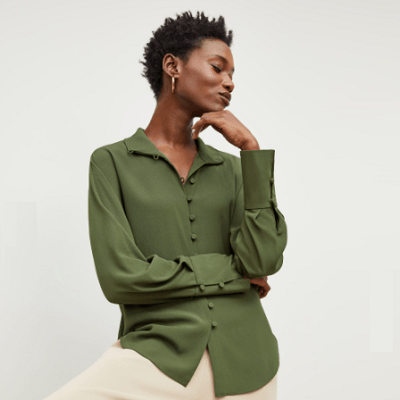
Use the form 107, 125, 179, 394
162, 53, 180, 79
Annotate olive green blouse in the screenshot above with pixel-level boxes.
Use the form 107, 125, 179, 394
88, 127, 288, 397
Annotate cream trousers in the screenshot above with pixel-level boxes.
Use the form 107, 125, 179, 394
43, 339, 278, 400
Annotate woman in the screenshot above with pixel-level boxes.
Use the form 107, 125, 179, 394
44, 10, 288, 400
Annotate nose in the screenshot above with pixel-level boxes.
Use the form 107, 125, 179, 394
223, 77, 234, 93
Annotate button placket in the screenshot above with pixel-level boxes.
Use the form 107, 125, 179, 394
187, 175, 205, 302
208, 300, 215, 328
188, 176, 197, 243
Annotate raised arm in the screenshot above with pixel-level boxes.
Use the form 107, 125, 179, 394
229, 149, 288, 278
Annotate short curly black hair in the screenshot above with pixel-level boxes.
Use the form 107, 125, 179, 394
139, 11, 234, 101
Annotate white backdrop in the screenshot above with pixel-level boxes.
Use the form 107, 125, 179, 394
1, 1, 399, 399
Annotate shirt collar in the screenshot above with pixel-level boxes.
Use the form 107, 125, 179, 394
123, 127, 224, 165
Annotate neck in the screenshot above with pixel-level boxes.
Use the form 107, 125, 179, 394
144, 94, 196, 150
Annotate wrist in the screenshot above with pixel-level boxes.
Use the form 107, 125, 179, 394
240, 141, 261, 151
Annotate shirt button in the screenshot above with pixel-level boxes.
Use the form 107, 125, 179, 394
153, 154, 159, 160
186, 195, 192, 202
200, 284, 205, 291
219, 282, 225, 288
189, 214, 195, 221
212, 321, 218, 327
208, 302, 214, 308
190, 177, 196, 184
191, 233, 197, 240
270, 177, 274, 184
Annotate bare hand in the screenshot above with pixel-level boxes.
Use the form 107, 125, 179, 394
243, 275, 271, 299
191, 110, 259, 150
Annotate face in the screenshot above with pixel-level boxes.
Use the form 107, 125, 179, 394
168, 39, 235, 115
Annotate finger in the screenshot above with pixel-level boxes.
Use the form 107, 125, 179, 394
193, 121, 211, 139
259, 286, 268, 296
191, 120, 202, 140
199, 122, 210, 132
191, 120, 200, 138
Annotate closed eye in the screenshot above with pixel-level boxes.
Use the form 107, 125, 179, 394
212, 65, 221, 72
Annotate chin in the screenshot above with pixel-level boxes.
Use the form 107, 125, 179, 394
212, 101, 226, 111
191, 98, 225, 116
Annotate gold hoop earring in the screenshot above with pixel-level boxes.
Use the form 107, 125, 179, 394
172, 76, 175, 93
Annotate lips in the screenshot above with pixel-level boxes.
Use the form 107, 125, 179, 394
219, 92, 231, 104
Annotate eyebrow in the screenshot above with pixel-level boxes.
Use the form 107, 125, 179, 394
209, 54, 235, 74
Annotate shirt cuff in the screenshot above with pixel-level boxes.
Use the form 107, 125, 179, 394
240, 149, 276, 209
193, 278, 251, 297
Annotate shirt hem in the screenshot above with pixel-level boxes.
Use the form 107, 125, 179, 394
213, 366, 279, 397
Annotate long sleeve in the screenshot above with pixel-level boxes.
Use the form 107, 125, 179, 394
88, 153, 250, 305
229, 149, 288, 278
